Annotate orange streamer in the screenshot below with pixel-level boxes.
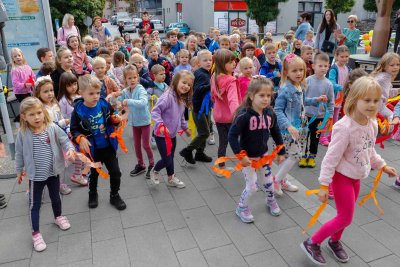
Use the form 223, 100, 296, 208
335, 91, 344, 106
303, 188, 327, 234
316, 118, 333, 134
110, 116, 128, 154
377, 118, 390, 135
358, 168, 384, 215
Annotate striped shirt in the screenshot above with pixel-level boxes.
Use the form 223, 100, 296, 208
32, 131, 54, 181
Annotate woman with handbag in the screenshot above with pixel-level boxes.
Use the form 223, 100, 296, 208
314, 9, 341, 63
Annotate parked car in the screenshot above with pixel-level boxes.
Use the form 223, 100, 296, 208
101, 17, 108, 23
110, 15, 117, 25
120, 20, 135, 33
165, 22, 190, 35
132, 18, 142, 29
151, 19, 164, 33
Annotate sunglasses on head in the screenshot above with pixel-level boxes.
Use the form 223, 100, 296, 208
347, 20, 355, 23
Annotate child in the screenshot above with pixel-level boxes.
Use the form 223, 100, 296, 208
274, 54, 327, 196
70, 75, 126, 210
205, 27, 216, 48
218, 35, 230, 50
131, 37, 143, 50
177, 32, 185, 42
210, 49, 241, 174
50, 47, 76, 97
112, 51, 125, 86
208, 29, 221, 53
342, 68, 368, 104
67, 34, 92, 76
151, 30, 161, 48
303, 30, 314, 47
260, 44, 282, 92
160, 40, 175, 65
15, 97, 75, 252
301, 45, 314, 77
185, 35, 198, 58
229, 34, 241, 58
150, 70, 193, 187
118, 65, 155, 178
195, 32, 208, 50
292, 39, 302, 57
148, 64, 168, 98
301, 76, 397, 265
83, 35, 97, 58
245, 35, 266, 66
11, 48, 36, 123
92, 57, 119, 99
167, 31, 184, 55
285, 33, 294, 53
299, 53, 334, 169
179, 50, 213, 164
320, 46, 351, 146
104, 39, 115, 56
124, 33, 132, 51
371, 52, 400, 121
97, 53, 122, 89
36, 47, 54, 63
147, 44, 174, 85
229, 77, 286, 220
130, 53, 154, 89
92, 38, 100, 50
114, 36, 130, 61
173, 49, 192, 75
190, 56, 200, 72
37, 61, 56, 78
277, 40, 288, 62
237, 57, 254, 99
235, 42, 260, 76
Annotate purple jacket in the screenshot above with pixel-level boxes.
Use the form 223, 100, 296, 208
151, 89, 188, 138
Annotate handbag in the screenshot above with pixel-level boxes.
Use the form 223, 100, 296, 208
321, 40, 335, 53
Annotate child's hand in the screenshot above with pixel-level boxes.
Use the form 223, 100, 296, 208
287, 125, 299, 141
111, 114, 122, 123
276, 155, 285, 165
390, 117, 400, 125
159, 126, 169, 135
66, 150, 75, 162
122, 99, 129, 107
184, 128, 191, 137
17, 171, 26, 184
25, 83, 33, 88
241, 156, 251, 167
65, 119, 70, 126
317, 95, 328, 103
318, 188, 328, 202
383, 165, 397, 177
79, 137, 91, 154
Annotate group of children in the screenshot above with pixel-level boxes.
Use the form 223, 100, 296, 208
7, 22, 400, 266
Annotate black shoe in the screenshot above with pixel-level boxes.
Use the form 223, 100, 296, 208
0, 194, 5, 201
179, 148, 195, 164
327, 239, 349, 263
88, 191, 98, 209
130, 164, 146, 176
300, 239, 326, 266
0, 200, 7, 209
194, 152, 212, 162
110, 193, 126, 210
145, 166, 153, 179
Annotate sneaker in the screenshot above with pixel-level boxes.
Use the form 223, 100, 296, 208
319, 136, 330, 146
194, 152, 212, 162
179, 148, 196, 164
0, 194, 5, 201
266, 199, 281, 216
280, 179, 298, 192
298, 156, 308, 168
150, 167, 160, 185
110, 193, 127, 210
166, 175, 186, 188
216, 166, 234, 178
70, 175, 88, 186
393, 178, 400, 190
88, 191, 98, 209
145, 165, 154, 179
59, 184, 72, 195
307, 155, 316, 168
300, 239, 327, 265
150, 136, 157, 149
328, 184, 334, 199
235, 206, 254, 223
208, 133, 215, 145
327, 239, 349, 263
130, 164, 146, 176
0, 200, 7, 209
32, 233, 47, 252
54, 216, 71, 230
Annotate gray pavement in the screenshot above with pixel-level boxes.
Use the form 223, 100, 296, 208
1, 126, 400, 267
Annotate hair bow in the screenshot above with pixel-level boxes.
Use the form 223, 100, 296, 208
285, 53, 297, 63
34, 75, 51, 88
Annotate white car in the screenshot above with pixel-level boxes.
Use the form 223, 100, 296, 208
120, 20, 135, 33
151, 19, 164, 33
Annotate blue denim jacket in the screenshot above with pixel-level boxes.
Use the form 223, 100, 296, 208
274, 81, 319, 131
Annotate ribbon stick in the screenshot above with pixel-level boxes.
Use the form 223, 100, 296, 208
110, 116, 129, 154
156, 124, 173, 156
388, 95, 400, 103
376, 124, 399, 149
303, 188, 328, 234
74, 150, 109, 179
358, 168, 384, 215
150, 95, 159, 126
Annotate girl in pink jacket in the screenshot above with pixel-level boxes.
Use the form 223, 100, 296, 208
211, 49, 241, 175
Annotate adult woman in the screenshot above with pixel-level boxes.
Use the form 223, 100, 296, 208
315, 9, 341, 60
91, 16, 111, 44
295, 12, 313, 41
337, 15, 361, 55
57, 14, 80, 47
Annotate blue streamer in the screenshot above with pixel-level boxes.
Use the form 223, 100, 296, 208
198, 91, 211, 120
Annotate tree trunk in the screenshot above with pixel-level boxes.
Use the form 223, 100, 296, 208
370, 0, 394, 57
258, 23, 264, 35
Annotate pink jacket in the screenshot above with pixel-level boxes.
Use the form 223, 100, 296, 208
11, 64, 35, 95
211, 74, 241, 123
319, 116, 386, 186
72, 49, 92, 75
238, 76, 251, 100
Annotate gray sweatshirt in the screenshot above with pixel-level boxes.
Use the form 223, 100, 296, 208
305, 75, 334, 118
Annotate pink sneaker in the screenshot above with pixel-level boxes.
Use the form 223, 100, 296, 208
32, 233, 47, 252
59, 184, 72, 195
319, 136, 330, 146
70, 175, 88, 186
55, 216, 71, 230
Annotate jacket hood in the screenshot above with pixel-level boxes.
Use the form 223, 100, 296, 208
213, 74, 237, 94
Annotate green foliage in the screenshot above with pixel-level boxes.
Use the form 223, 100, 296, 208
245, 0, 288, 33
363, 0, 400, 12
325, 0, 356, 16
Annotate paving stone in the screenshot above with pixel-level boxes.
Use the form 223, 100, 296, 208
176, 248, 208, 267
0, 259, 30, 267
40, 223, 60, 244
120, 195, 160, 228
149, 183, 174, 204
361, 220, 400, 256
61, 188, 89, 215
217, 172, 246, 197
265, 226, 307, 250
59, 212, 90, 236
167, 228, 197, 252
170, 183, 206, 211
156, 200, 186, 231
339, 256, 369, 266
182, 206, 231, 251
185, 164, 220, 191
58, 259, 93, 267
57, 231, 92, 265
124, 222, 179, 267
284, 180, 321, 210
217, 212, 272, 256
203, 244, 248, 267
3, 192, 28, 219
30, 242, 57, 267
91, 216, 124, 243
352, 205, 380, 226
89, 190, 120, 221
117, 175, 150, 200
369, 254, 400, 267
253, 208, 297, 235
285, 206, 322, 235
244, 249, 288, 267
200, 187, 236, 215
0, 179, 16, 194
92, 237, 130, 267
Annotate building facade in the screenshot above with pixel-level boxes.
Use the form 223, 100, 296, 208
103, 0, 130, 18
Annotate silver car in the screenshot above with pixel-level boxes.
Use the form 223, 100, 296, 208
120, 20, 135, 33
151, 19, 164, 33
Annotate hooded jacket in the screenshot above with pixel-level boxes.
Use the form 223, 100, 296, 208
211, 74, 241, 123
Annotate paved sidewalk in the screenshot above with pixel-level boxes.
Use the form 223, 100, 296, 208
1, 129, 400, 267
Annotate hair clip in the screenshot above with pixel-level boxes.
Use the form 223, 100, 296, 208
34, 75, 52, 88
285, 53, 297, 63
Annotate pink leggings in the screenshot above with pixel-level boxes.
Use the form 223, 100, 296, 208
311, 172, 360, 244
132, 125, 154, 167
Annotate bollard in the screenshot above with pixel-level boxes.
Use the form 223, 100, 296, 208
0, 77, 15, 160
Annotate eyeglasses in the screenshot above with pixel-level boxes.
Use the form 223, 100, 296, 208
347, 20, 355, 23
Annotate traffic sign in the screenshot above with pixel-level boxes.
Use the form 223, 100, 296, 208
83, 16, 92, 27
231, 18, 245, 27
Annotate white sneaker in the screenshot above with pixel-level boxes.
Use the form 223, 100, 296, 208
150, 167, 160, 185
208, 133, 215, 145
167, 175, 185, 188
32, 233, 46, 252
216, 167, 234, 177
150, 136, 157, 149
280, 179, 299, 192
59, 184, 72, 195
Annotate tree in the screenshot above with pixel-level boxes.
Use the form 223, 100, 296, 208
245, 0, 288, 34
325, 0, 356, 16
125, 0, 137, 15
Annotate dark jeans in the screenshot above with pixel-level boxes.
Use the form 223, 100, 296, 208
305, 117, 324, 156
216, 122, 231, 167
186, 112, 210, 153
89, 146, 121, 195
29, 176, 61, 232
154, 136, 176, 176
15, 93, 31, 122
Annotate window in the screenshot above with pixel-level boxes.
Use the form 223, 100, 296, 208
298, 1, 323, 28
